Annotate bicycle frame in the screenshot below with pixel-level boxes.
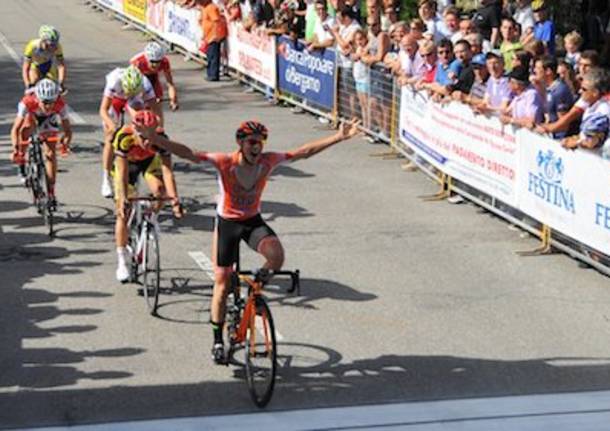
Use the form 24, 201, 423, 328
232, 277, 268, 346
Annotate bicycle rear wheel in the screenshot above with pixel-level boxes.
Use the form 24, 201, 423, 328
142, 222, 161, 315
244, 296, 277, 408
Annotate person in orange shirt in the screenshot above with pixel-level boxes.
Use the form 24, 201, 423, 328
200, 0, 228, 81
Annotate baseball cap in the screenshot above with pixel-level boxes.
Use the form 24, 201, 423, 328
472, 53, 486, 66
509, 66, 530, 83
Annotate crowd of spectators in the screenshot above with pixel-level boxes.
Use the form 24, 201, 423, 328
170, 0, 610, 155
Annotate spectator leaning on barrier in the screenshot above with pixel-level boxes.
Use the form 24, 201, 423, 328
446, 39, 474, 99
423, 38, 458, 98
397, 34, 424, 83
577, 50, 600, 84
352, 29, 371, 128
478, 49, 511, 112
404, 39, 437, 86
557, 59, 578, 97
501, 65, 544, 128
499, 17, 523, 72
456, 52, 489, 105
307, 0, 336, 50
472, 0, 501, 48
200, 0, 228, 82
536, 56, 574, 136
331, 5, 361, 118
561, 69, 610, 150
362, 13, 391, 139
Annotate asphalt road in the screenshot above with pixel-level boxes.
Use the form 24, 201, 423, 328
1, 1, 610, 429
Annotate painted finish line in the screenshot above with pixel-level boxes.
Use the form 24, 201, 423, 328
17, 390, 610, 431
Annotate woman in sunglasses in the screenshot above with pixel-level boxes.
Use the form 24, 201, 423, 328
136, 118, 360, 364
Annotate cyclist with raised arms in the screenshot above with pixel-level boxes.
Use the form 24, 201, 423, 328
22, 25, 66, 93
99, 65, 160, 198
10, 79, 72, 208
113, 110, 168, 282
136, 118, 360, 363
130, 42, 183, 217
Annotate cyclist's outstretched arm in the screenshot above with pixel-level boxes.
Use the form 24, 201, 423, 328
289, 119, 360, 162
146, 132, 200, 163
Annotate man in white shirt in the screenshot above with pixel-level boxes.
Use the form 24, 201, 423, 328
307, 0, 336, 50
513, 0, 535, 40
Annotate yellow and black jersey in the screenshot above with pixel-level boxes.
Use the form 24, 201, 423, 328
112, 125, 157, 162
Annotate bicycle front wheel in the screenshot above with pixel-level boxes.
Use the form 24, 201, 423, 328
40, 167, 54, 237
244, 296, 277, 408
142, 223, 161, 315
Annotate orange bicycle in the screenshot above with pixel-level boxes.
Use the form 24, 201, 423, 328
226, 270, 277, 407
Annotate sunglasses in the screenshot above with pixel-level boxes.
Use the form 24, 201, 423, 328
422, 51, 435, 57
41, 100, 55, 106
243, 138, 264, 146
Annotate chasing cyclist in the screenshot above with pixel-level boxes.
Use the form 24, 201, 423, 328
10, 79, 72, 208
22, 25, 66, 93
99, 65, 161, 198
112, 110, 174, 282
130, 42, 183, 217
130, 42, 179, 118
135, 118, 360, 363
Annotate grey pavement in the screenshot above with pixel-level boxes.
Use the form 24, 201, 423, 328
1, 1, 610, 429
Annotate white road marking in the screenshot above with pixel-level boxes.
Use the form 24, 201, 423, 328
188, 250, 215, 281
0, 30, 21, 63
188, 250, 284, 341
15, 390, 610, 430
0, 30, 87, 125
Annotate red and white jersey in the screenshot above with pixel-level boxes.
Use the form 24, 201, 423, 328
17, 93, 68, 120
129, 52, 171, 76
198, 151, 294, 221
103, 67, 156, 103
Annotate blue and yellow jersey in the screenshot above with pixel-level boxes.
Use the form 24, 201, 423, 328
23, 38, 64, 65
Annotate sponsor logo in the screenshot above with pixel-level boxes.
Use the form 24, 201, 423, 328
527, 150, 575, 214
167, 9, 197, 42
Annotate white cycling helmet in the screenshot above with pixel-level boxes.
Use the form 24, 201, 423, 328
144, 42, 165, 62
35, 79, 60, 102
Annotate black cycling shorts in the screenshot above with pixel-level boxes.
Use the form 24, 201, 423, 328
215, 214, 276, 267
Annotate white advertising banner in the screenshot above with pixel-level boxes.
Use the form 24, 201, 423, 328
399, 87, 520, 205
96, 0, 123, 13
518, 130, 610, 255
146, 0, 166, 35
227, 23, 276, 88
162, 2, 202, 54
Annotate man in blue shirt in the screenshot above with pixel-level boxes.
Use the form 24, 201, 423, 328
532, 5, 555, 55
535, 55, 574, 138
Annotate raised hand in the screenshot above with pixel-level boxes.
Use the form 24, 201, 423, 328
337, 118, 362, 140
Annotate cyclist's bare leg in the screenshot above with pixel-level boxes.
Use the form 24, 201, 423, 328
42, 141, 57, 193
102, 126, 115, 173
28, 67, 41, 87
210, 226, 231, 324
257, 236, 285, 271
